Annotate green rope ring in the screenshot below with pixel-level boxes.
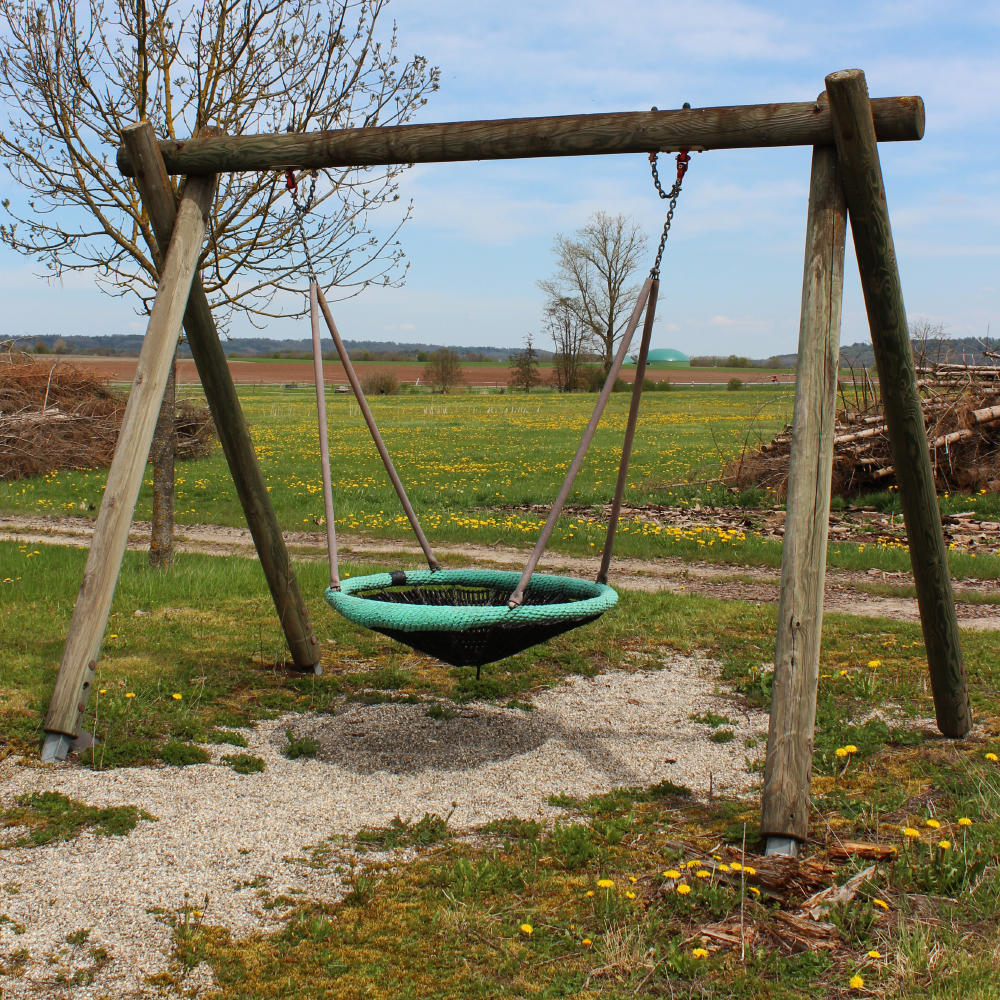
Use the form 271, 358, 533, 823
325, 569, 617, 670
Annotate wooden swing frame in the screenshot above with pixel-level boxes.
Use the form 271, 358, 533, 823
42, 68, 971, 859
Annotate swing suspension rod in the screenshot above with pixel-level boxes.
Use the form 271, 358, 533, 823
314, 284, 440, 575
507, 276, 655, 608
310, 282, 340, 589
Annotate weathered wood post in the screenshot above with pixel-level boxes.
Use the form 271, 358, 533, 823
826, 69, 971, 738
760, 137, 847, 855
42, 173, 217, 761
121, 123, 322, 677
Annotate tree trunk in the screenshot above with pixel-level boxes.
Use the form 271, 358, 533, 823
149, 347, 176, 568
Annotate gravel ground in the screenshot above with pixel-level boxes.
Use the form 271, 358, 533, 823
0, 656, 766, 999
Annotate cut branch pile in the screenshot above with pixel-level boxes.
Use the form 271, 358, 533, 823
0, 351, 214, 480
729, 362, 1000, 496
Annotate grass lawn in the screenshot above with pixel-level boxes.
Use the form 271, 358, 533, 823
3, 541, 1000, 997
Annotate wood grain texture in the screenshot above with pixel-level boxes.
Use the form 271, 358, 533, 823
119, 122, 321, 675
826, 69, 971, 738
45, 173, 215, 736
116, 97, 924, 176
761, 143, 847, 842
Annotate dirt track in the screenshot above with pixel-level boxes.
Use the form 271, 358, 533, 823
30, 354, 795, 388
4, 513, 999, 630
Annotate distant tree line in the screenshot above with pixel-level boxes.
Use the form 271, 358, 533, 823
688, 355, 787, 369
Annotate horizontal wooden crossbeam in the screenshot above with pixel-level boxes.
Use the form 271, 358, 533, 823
116, 96, 924, 176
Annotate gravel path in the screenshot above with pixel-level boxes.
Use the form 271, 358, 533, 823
0, 656, 765, 999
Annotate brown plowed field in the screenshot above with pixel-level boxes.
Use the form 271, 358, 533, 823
30, 354, 795, 387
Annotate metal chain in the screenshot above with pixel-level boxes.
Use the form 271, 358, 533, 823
286, 168, 319, 280
649, 149, 690, 279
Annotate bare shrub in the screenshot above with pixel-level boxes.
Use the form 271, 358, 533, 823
360, 368, 400, 396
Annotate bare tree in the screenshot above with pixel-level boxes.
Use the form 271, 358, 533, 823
909, 318, 949, 368
545, 296, 588, 392
539, 212, 647, 370
0, 0, 438, 565
508, 334, 542, 393
0, 0, 439, 321
423, 348, 463, 394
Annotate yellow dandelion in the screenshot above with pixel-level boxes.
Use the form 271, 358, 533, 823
663, 870, 681, 879
925, 818, 941, 829
938, 840, 951, 850
850, 974, 864, 989
844, 745, 859, 754
958, 817, 972, 827
873, 899, 889, 910
125, 692, 135, 699
840, 669, 848, 677
867, 949, 881, 958
835, 747, 848, 758
625, 891, 636, 899
718, 864, 731, 872
868, 660, 881, 668
628, 876, 637, 883
686, 859, 701, 869
692, 948, 708, 959
110, 634, 118, 639
172, 693, 182, 701
743, 866, 757, 876
902, 827, 919, 838
749, 886, 761, 896
597, 879, 614, 888
582, 938, 593, 947
730, 862, 742, 872
986, 753, 998, 762
676, 884, 692, 895
98, 689, 106, 694
520, 924, 533, 935
585, 891, 594, 897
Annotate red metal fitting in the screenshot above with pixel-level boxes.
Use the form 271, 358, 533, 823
676, 149, 691, 182
285, 169, 297, 194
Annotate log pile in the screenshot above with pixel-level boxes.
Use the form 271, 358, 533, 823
729, 363, 1000, 496
0, 351, 215, 480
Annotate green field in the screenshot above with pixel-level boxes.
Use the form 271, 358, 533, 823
3, 384, 999, 578
1, 384, 790, 548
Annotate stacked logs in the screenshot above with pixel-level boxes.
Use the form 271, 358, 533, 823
0, 351, 215, 480
730, 364, 1000, 496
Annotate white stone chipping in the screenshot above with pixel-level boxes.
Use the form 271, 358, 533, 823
0, 655, 766, 999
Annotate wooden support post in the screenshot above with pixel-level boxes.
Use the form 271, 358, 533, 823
121, 123, 321, 678
42, 173, 216, 755
826, 70, 971, 739
760, 140, 847, 853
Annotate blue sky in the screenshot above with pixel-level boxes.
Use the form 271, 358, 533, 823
1, 0, 998, 356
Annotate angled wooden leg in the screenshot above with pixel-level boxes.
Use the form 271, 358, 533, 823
122, 122, 322, 678
42, 173, 217, 757
760, 140, 846, 853
827, 69, 970, 738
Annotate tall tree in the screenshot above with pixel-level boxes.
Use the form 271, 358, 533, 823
508, 334, 542, 393
0, 0, 438, 565
539, 212, 647, 370
545, 296, 588, 392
